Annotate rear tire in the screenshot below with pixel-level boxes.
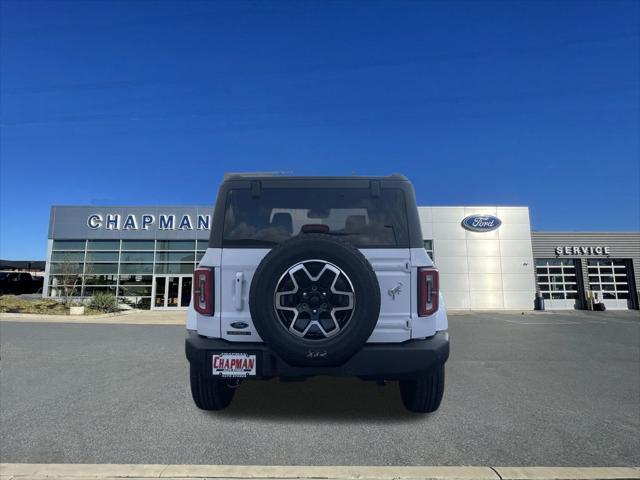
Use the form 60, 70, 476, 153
189, 365, 235, 411
399, 366, 445, 413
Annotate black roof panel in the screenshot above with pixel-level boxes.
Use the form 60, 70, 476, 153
223, 173, 409, 182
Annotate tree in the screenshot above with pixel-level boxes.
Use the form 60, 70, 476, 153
50, 254, 83, 308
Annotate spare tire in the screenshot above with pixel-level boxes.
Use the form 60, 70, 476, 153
249, 233, 380, 367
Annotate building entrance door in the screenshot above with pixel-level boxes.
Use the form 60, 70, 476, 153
153, 275, 192, 309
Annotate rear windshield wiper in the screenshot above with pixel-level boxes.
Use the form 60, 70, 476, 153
297, 231, 354, 237
223, 239, 279, 246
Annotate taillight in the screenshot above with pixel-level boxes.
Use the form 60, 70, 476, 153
418, 267, 439, 316
193, 268, 214, 315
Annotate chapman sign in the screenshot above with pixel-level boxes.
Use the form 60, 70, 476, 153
87, 213, 211, 231
555, 246, 611, 256
461, 214, 502, 233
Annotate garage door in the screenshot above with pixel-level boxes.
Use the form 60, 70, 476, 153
587, 259, 632, 310
535, 258, 580, 309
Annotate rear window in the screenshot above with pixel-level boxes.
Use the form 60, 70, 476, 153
222, 188, 409, 248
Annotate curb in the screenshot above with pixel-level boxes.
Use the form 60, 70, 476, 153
0, 310, 134, 320
495, 467, 640, 479
0, 311, 184, 325
1, 464, 639, 480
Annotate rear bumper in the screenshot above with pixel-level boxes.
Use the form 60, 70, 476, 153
185, 331, 449, 380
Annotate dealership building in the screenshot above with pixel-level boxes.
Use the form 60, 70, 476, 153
44, 205, 640, 311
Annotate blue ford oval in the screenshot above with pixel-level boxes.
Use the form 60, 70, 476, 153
230, 322, 249, 329
461, 214, 502, 232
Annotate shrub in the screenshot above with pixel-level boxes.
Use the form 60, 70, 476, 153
89, 293, 119, 313
0, 295, 67, 314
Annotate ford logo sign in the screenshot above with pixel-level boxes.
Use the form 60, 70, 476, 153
461, 214, 502, 232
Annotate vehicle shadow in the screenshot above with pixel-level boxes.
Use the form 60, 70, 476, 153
217, 377, 421, 422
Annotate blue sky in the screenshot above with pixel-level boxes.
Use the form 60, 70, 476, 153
1, 0, 638, 260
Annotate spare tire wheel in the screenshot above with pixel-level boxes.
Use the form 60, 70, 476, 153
249, 233, 380, 367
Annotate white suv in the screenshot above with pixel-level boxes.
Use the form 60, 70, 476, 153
186, 174, 449, 413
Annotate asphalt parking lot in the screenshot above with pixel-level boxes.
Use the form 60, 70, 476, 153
0, 311, 638, 466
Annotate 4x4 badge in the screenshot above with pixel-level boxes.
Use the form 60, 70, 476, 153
388, 282, 403, 300
307, 350, 327, 358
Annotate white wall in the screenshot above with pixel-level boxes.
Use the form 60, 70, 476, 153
42, 239, 53, 298
419, 206, 536, 310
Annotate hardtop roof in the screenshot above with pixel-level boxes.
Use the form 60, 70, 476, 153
222, 173, 409, 183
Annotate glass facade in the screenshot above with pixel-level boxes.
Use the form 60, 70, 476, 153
48, 239, 204, 309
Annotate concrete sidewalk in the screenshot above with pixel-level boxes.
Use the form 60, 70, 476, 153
1, 464, 639, 480
0, 310, 185, 325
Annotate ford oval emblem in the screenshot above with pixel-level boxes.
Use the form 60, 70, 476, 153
461, 214, 502, 232
230, 322, 249, 329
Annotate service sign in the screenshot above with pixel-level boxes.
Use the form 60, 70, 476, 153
461, 214, 502, 232
212, 353, 257, 377
555, 246, 611, 256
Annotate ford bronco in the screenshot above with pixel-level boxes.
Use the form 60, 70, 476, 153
185, 174, 449, 413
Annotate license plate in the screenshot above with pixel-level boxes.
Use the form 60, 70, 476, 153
212, 353, 257, 377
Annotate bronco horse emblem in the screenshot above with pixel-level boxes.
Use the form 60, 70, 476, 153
388, 282, 403, 300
